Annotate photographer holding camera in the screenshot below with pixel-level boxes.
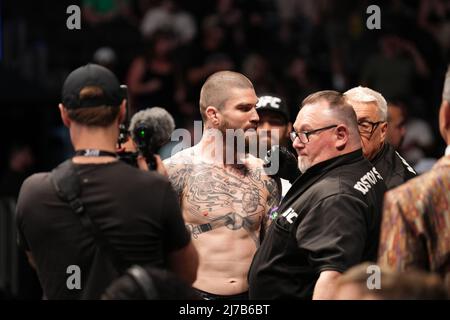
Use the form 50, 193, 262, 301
117, 106, 176, 175
15, 64, 198, 299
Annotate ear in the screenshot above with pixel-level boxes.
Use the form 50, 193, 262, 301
118, 99, 127, 124
379, 121, 388, 142
205, 106, 220, 128
285, 122, 293, 139
59, 104, 71, 128
335, 124, 349, 149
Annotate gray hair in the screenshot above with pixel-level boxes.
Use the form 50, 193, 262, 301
444, 65, 450, 102
344, 86, 388, 121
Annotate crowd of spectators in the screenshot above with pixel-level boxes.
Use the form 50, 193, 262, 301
1, 0, 449, 175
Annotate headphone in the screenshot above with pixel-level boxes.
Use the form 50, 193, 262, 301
126, 265, 158, 300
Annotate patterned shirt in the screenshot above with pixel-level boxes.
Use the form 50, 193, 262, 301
378, 155, 450, 290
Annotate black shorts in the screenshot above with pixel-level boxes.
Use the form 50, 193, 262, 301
195, 289, 248, 300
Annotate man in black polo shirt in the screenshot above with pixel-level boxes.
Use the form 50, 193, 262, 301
16, 64, 198, 299
344, 86, 416, 189
248, 90, 386, 299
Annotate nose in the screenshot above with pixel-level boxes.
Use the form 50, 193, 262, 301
292, 135, 305, 150
250, 108, 259, 125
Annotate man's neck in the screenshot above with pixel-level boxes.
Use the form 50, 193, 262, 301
70, 124, 118, 164
369, 142, 386, 162
197, 128, 246, 166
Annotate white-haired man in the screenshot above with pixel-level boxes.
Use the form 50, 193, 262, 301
344, 86, 416, 189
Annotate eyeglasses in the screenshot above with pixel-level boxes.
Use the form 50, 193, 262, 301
358, 120, 385, 136
290, 124, 338, 144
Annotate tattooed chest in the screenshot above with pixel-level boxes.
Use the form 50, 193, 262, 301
182, 167, 267, 220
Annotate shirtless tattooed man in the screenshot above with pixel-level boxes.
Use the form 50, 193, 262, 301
164, 71, 281, 300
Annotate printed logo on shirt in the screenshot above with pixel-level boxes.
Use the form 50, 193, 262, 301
353, 167, 383, 195
281, 207, 298, 224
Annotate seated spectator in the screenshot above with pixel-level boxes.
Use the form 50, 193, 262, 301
126, 31, 180, 118
140, 0, 196, 46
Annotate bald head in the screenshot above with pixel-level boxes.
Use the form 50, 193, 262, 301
199, 71, 254, 121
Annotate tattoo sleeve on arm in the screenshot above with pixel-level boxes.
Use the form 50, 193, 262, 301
165, 162, 192, 200
265, 176, 281, 210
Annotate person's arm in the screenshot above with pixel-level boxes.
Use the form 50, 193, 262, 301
161, 178, 198, 284
163, 158, 192, 202
264, 176, 281, 226
126, 57, 161, 95
399, 39, 429, 78
297, 194, 368, 296
313, 270, 342, 300
25, 251, 37, 270
378, 189, 426, 270
168, 241, 198, 285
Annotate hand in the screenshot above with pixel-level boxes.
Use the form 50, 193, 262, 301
136, 155, 149, 171
136, 154, 168, 177
154, 154, 168, 177
116, 137, 137, 153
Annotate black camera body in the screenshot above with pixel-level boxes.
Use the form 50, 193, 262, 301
116, 126, 157, 170
116, 85, 157, 170
131, 124, 157, 170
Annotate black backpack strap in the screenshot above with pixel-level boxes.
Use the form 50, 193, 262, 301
50, 160, 128, 274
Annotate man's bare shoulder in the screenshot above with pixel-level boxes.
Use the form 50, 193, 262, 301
164, 147, 197, 167
163, 147, 198, 196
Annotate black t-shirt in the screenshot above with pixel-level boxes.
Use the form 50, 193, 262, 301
248, 150, 386, 299
371, 143, 416, 190
16, 160, 190, 299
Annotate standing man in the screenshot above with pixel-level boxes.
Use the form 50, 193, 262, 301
256, 94, 294, 197
386, 100, 407, 150
344, 86, 416, 189
16, 64, 198, 299
164, 71, 281, 300
248, 91, 385, 299
255, 95, 292, 150
378, 66, 450, 291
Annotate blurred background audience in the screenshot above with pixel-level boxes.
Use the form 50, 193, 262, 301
1, 0, 449, 299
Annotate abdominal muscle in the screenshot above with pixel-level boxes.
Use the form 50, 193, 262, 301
190, 226, 258, 295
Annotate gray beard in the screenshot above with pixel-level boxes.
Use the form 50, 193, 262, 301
298, 156, 311, 173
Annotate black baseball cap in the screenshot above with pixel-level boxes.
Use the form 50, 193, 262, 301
62, 63, 124, 109
256, 95, 290, 122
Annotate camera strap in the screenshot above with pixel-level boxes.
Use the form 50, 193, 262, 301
50, 159, 128, 274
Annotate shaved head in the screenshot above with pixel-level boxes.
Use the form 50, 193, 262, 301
199, 71, 254, 121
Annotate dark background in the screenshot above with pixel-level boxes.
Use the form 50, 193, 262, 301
1, 0, 449, 177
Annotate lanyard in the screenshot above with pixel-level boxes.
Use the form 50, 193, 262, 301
74, 149, 117, 158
